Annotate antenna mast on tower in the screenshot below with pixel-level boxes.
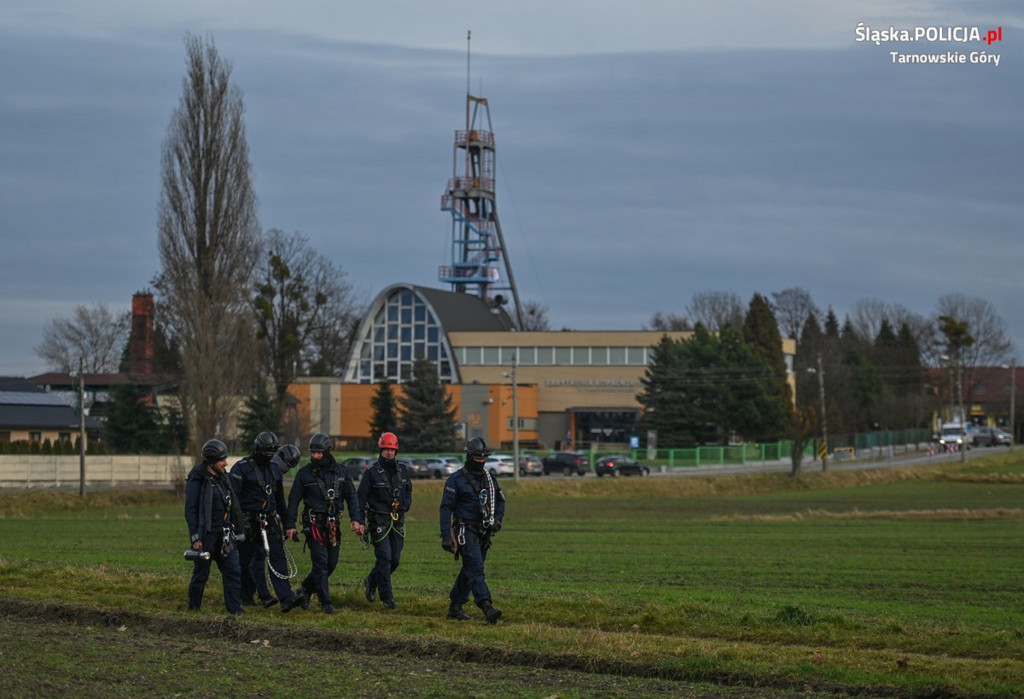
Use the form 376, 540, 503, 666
439, 30, 524, 328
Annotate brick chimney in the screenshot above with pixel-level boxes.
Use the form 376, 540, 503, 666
129, 292, 155, 375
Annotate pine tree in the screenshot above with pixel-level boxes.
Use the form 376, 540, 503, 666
369, 379, 399, 439
638, 334, 688, 447
237, 381, 282, 450
105, 384, 163, 453
398, 358, 457, 453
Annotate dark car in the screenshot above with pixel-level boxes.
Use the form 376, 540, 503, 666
973, 427, 1012, 447
339, 456, 374, 481
403, 458, 431, 478
541, 451, 589, 476
594, 455, 650, 477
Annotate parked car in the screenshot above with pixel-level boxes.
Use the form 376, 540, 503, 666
403, 458, 431, 478
594, 455, 650, 477
973, 427, 1012, 447
484, 454, 516, 477
422, 456, 460, 479
339, 456, 374, 481
541, 451, 589, 476
519, 453, 543, 477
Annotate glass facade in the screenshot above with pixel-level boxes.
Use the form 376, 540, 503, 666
349, 288, 456, 384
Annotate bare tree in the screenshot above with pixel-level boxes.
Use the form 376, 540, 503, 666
255, 228, 364, 387
685, 291, 744, 332
771, 287, 818, 340
935, 293, 1013, 403
35, 303, 130, 373
519, 299, 551, 331
153, 33, 260, 448
646, 311, 690, 332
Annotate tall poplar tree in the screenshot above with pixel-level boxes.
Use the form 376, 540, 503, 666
153, 34, 260, 449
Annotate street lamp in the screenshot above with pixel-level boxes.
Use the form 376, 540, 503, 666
503, 354, 520, 482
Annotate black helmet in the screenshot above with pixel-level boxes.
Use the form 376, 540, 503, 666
465, 436, 491, 460
309, 432, 332, 452
253, 431, 279, 453
202, 439, 229, 463
277, 444, 301, 469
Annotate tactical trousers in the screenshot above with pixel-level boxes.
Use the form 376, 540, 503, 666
188, 531, 243, 614
449, 528, 491, 607
368, 530, 404, 602
242, 518, 296, 602
301, 537, 339, 605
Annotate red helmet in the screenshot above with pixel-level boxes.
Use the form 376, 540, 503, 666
377, 432, 399, 450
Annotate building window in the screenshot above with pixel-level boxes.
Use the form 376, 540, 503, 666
572, 347, 590, 365
536, 347, 554, 365
348, 287, 457, 384
627, 347, 646, 365
29, 431, 41, 443
59, 432, 71, 443
555, 347, 571, 365
609, 347, 626, 365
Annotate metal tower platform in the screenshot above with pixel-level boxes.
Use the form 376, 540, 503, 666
439, 33, 524, 328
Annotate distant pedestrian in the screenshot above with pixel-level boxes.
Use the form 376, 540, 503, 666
184, 439, 244, 615
230, 431, 307, 613
284, 432, 365, 614
440, 436, 505, 623
357, 432, 413, 610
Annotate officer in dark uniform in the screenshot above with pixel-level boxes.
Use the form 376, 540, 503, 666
230, 431, 306, 613
440, 436, 506, 623
184, 438, 244, 615
284, 432, 365, 614
357, 432, 412, 610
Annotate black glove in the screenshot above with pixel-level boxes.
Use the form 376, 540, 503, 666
491, 520, 502, 534
441, 538, 456, 554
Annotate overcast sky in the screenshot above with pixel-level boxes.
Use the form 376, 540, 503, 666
1, 1, 1020, 376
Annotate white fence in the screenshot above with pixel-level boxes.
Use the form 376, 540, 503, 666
0, 455, 191, 490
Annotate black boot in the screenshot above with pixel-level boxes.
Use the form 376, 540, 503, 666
446, 602, 471, 621
480, 601, 502, 624
280, 591, 306, 613
363, 576, 376, 603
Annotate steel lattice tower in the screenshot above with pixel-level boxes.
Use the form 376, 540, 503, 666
439, 32, 524, 328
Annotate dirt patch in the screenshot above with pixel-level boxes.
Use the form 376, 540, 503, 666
0, 599, 888, 698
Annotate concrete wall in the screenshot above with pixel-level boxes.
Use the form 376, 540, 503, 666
0, 454, 193, 489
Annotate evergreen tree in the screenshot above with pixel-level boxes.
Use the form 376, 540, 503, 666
741, 293, 791, 439
398, 358, 457, 452
369, 379, 399, 439
638, 334, 689, 446
237, 381, 282, 450
105, 384, 163, 453
824, 308, 840, 338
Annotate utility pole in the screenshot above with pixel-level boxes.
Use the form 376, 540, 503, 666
512, 353, 520, 482
1011, 358, 1016, 453
957, 349, 966, 463
78, 356, 86, 496
817, 353, 828, 472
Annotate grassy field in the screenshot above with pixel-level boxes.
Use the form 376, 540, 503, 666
1, 455, 1022, 697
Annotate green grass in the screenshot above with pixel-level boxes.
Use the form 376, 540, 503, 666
1, 453, 1022, 696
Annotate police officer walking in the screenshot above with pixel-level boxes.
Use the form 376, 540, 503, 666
285, 433, 365, 614
230, 431, 306, 613
184, 439, 245, 615
357, 432, 412, 610
440, 437, 506, 623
